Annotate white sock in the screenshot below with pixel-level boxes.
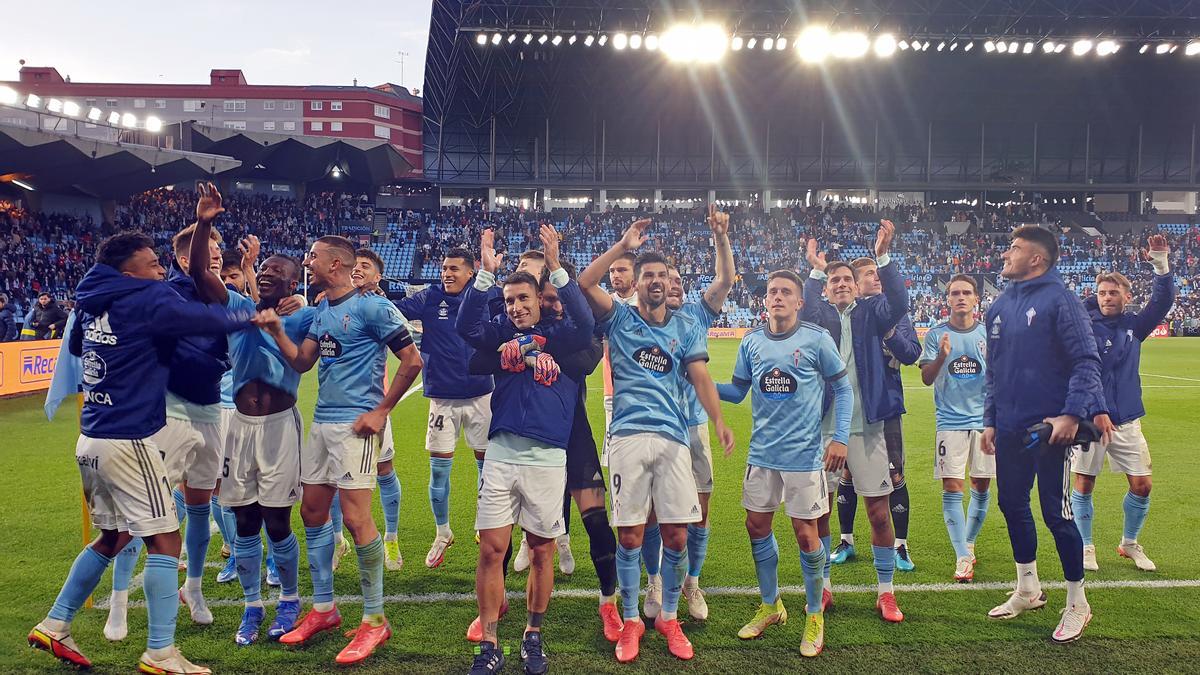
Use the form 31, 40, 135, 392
43, 617, 70, 634
684, 574, 700, 587
145, 645, 174, 659
280, 594, 299, 602
109, 589, 129, 607
894, 538, 907, 549
436, 524, 451, 539
313, 601, 335, 612
556, 534, 570, 545
1121, 536, 1137, 546
1016, 561, 1040, 595
648, 573, 662, 586
600, 594, 616, 606
660, 610, 677, 621
184, 576, 202, 593
823, 577, 833, 592
245, 599, 264, 609
878, 581, 894, 595
384, 532, 397, 543
1066, 580, 1088, 608
842, 533, 855, 546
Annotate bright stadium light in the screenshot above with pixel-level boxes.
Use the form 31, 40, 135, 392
629, 34, 642, 49
1008, 41, 1019, 52
937, 41, 946, 51
26, 93, 42, 108
1023, 42, 1034, 54
145, 116, 163, 132
797, 26, 831, 63
476, 34, 487, 45
568, 34, 576, 45
984, 40, 996, 52
832, 31, 869, 58
1156, 42, 1172, 54
538, 34, 548, 44
747, 37, 757, 49
874, 33, 897, 57
598, 34, 608, 46
776, 37, 787, 50
1073, 39, 1094, 55
87, 107, 102, 121
0, 86, 17, 105
508, 33, 517, 43
1139, 43, 1150, 53
898, 39, 909, 50
963, 41, 974, 51
731, 35, 744, 50
1169, 44, 1179, 53
694, 23, 729, 62
121, 112, 137, 128
551, 34, 562, 46
492, 33, 503, 45
660, 23, 727, 63
584, 34, 594, 46
1096, 40, 1118, 56
63, 101, 81, 117
996, 41, 1007, 53
645, 34, 659, 50
613, 33, 628, 49
107, 111, 121, 125
1042, 41, 1056, 53
11, 178, 34, 191
763, 37, 775, 50
47, 98, 64, 113
1187, 41, 1200, 56
1054, 43, 1066, 53
524, 33, 533, 44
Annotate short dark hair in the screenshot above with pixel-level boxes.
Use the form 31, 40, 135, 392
947, 274, 978, 295
355, 248, 385, 275
612, 251, 636, 266
519, 250, 546, 263
265, 254, 302, 280
315, 235, 356, 265
767, 269, 804, 291
503, 271, 541, 293
444, 247, 475, 268
634, 252, 668, 278
1011, 225, 1059, 268
38, 292, 52, 299
824, 261, 854, 280
221, 248, 243, 271
850, 257, 877, 271
97, 231, 156, 271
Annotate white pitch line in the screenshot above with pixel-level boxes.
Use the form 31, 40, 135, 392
98, 577, 1200, 610
399, 380, 424, 402
1141, 372, 1200, 383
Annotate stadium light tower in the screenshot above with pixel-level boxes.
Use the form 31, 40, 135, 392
1096, 40, 1119, 56
584, 34, 594, 46
984, 40, 996, 52
87, 107, 102, 122
832, 32, 870, 58
476, 34, 487, 45
629, 34, 642, 49
1073, 39, 1094, 55
1187, 41, 1200, 56
1042, 41, 1056, 53
613, 32, 628, 49
47, 98, 63, 113
492, 32, 502, 45
874, 34, 897, 57
62, 101, 80, 117
797, 26, 831, 63
25, 93, 42, 109
551, 34, 562, 46
731, 35, 744, 50
145, 116, 163, 133
1155, 43, 1172, 54
645, 34, 659, 50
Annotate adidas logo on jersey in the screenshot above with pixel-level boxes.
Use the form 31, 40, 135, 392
83, 313, 117, 345
552, 520, 561, 529
879, 480, 889, 489
342, 472, 353, 481
811, 502, 821, 512
691, 505, 700, 515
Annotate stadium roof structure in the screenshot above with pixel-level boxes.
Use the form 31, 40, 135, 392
169, 123, 413, 193
0, 123, 241, 199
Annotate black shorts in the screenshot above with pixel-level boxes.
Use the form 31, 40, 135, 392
884, 416, 905, 476
566, 409, 606, 492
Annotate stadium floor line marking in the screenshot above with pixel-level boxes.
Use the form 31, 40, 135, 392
1141, 372, 1200, 383
400, 380, 423, 401
99, 577, 1200, 610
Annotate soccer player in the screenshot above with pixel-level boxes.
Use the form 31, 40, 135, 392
601, 250, 638, 430
1071, 234, 1175, 572
580, 219, 735, 663
457, 224, 595, 675
829, 257, 922, 571
980, 225, 1103, 643
801, 220, 909, 622
215, 247, 252, 583
718, 270, 852, 657
261, 235, 422, 665
920, 275, 993, 582
28, 230, 253, 674
395, 247, 494, 569
646, 203, 734, 622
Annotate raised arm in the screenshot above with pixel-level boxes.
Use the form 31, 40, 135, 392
188, 181, 230, 305
239, 234, 261, 303
578, 219, 649, 318
868, 221, 910, 331
1131, 235, 1176, 340
455, 229, 510, 350
801, 238, 828, 322
701, 205, 735, 313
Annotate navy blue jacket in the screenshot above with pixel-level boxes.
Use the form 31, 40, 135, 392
0, 307, 14, 341
984, 269, 1104, 433
881, 313, 921, 418
70, 264, 252, 439
397, 284, 495, 400
802, 260, 911, 425
1084, 273, 1176, 425
164, 267, 229, 406
455, 276, 594, 449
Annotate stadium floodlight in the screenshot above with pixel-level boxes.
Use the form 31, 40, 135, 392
0, 86, 17, 106
1096, 40, 1118, 56
1073, 39, 1094, 55
660, 23, 727, 64
645, 34, 659, 50
538, 34, 548, 44
87, 107, 102, 122
832, 32, 869, 58
1008, 41, 1019, 53
763, 37, 775, 50
598, 34, 608, 46
963, 41, 974, 51
1042, 41, 1056, 53
1169, 44, 1178, 53
47, 98, 64, 113
1155, 43, 1172, 54
524, 33, 533, 44
747, 37, 757, 49
476, 34, 487, 45
26, 93, 42, 108
568, 34, 576, 45
796, 26, 831, 63
898, 39, 909, 50
629, 34, 642, 49
63, 101, 81, 117
11, 178, 34, 190
984, 40, 996, 52
1023, 42, 1034, 54
584, 34, 594, 46
121, 112, 137, 128
996, 41, 1007, 53
613, 33, 628, 50
1054, 43, 1066, 53
1187, 41, 1200, 56
776, 37, 787, 50
508, 33, 517, 43
949, 42, 958, 51
492, 33, 503, 45
1139, 43, 1150, 53
107, 111, 121, 125
552, 34, 562, 46
694, 23, 729, 62
145, 116, 163, 133
731, 36, 744, 50
874, 34, 897, 57
937, 41, 946, 51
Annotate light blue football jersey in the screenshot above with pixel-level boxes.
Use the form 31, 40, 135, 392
602, 302, 708, 447
732, 322, 847, 472
219, 369, 235, 408
920, 321, 988, 430
306, 290, 413, 424
226, 291, 316, 400
679, 301, 720, 427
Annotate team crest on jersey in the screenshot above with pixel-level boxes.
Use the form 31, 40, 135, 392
760, 367, 798, 400
438, 300, 449, 319
793, 348, 803, 366
633, 345, 673, 378
991, 316, 1002, 337
1025, 307, 1037, 326
319, 332, 343, 361
668, 338, 679, 354
342, 313, 352, 331
977, 339, 987, 359
949, 355, 982, 380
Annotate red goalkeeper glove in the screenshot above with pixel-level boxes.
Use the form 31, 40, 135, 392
527, 350, 560, 387
499, 334, 546, 372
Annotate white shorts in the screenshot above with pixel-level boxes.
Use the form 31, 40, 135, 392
934, 430, 997, 480
743, 466, 830, 521
218, 406, 235, 444
475, 459, 567, 538
377, 416, 395, 464
607, 432, 702, 527
689, 423, 715, 494
426, 395, 491, 454
152, 416, 223, 491
846, 423, 893, 498
1072, 419, 1152, 477
220, 408, 304, 508
77, 435, 178, 537
303, 422, 377, 490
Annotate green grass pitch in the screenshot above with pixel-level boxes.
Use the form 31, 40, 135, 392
2, 339, 1200, 673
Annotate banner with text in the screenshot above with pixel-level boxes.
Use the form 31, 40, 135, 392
0, 339, 60, 397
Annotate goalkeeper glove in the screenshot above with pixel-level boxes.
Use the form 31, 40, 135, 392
500, 334, 546, 372
525, 351, 560, 387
